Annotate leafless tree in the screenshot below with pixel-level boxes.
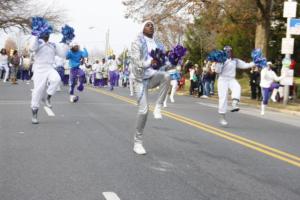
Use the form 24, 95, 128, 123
123, 0, 277, 56
123, 0, 207, 48
0, 0, 66, 32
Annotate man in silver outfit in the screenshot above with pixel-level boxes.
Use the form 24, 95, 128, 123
130, 20, 170, 155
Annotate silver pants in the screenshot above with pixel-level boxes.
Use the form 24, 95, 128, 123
134, 71, 170, 143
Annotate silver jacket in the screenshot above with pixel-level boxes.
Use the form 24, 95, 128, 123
130, 33, 164, 82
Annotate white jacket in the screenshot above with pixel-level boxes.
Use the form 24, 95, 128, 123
107, 59, 118, 71
30, 36, 69, 72
0, 54, 8, 66
215, 58, 255, 79
260, 68, 281, 88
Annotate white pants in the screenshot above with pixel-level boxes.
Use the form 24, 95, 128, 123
0, 64, 9, 82
134, 71, 170, 143
271, 86, 284, 99
31, 68, 61, 109
129, 77, 135, 95
164, 79, 178, 104
218, 77, 241, 114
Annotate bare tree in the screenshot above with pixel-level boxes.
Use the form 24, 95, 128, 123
254, 0, 274, 56
123, 0, 277, 56
0, 0, 65, 32
123, 0, 207, 47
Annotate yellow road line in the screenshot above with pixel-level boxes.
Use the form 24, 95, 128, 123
87, 87, 300, 168
161, 110, 300, 162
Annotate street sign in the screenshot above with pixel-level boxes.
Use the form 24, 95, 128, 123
284, 1, 297, 18
280, 69, 294, 86
281, 38, 295, 54
290, 18, 300, 35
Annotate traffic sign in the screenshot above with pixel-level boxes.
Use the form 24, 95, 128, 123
290, 18, 300, 35
284, 1, 297, 18
281, 38, 294, 54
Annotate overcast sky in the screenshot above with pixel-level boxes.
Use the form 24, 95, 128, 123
0, 0, 141, 55
57, 0, 141, 54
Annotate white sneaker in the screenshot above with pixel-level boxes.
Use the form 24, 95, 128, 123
170, 96, 175, 103
133, 142, 147, 155
231, 100, 240, 112
219, 114, 228, 126
261, 104, 265, 115
201, 95, 208, 99
163, 101, 167, 108
271, 96, 277, 102
220, 119, 228, 126
153, 104, 162, 119
45, 98, 52, 108
70, 95, 78, 103
42, 97, 52, 108
31, 108, 39, 124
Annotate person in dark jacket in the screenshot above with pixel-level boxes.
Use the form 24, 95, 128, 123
249, 66, 261, 100
10, 50, 20, 84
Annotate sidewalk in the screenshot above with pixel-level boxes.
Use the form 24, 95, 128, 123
177, 90, 300, 117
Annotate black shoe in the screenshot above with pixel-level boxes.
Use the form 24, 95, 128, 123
32, 108, 39, 124
230, 108, 240, 112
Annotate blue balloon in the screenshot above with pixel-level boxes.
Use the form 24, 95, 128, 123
251, 48, 267, 68
61, 25, 75, 44
31, 17, 53, 38
207, 50, 227, 63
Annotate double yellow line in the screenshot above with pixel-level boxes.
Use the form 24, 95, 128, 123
88, 87, 300, 168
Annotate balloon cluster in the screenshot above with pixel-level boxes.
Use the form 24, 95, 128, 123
251, 48, 267, 68
61, 25, 75, 44
168, 45, 187, 66
207, 50, 228, 63
150, 48, 166, 70
31, 17, 53, 38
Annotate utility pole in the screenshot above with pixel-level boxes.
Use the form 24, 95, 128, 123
122, 48, 127, 71
105, 29, 110, 57
282, 0, 297, 105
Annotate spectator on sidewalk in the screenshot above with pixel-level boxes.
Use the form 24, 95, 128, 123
201, 65, 212, 98
210, 66, 216, 95
189, 65, 197, 95
0, 48, 10, 82
21, 55, 31, 83
197, 66, 204, 98
10, 50, 20, 85
249, 66, 261, 100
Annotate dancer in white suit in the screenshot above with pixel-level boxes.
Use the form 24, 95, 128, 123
30, 22, 69, 124
215, 46, 255, 126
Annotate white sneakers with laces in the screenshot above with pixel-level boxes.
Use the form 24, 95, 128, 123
153, 104, 162, 119
133, 142, 147, 155
261, 103, 265, 115
219, 114, 228, 126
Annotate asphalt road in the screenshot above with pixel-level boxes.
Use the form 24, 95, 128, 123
0, 82, 300, 200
